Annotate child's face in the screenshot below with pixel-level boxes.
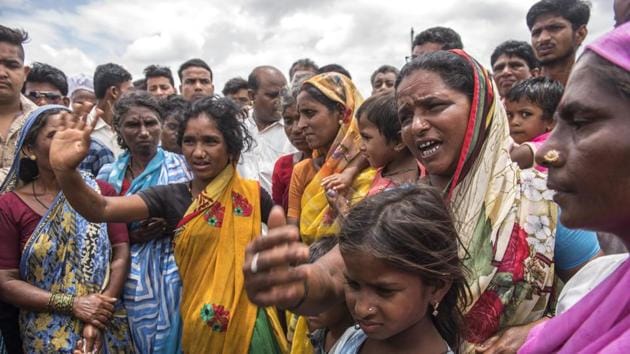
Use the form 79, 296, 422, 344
358, 116, 398, 168
505, 98, 554, 144
306, 301, 351, 332
341, 251, 437, 341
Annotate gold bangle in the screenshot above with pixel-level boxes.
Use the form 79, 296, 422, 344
49, 293, 75, 315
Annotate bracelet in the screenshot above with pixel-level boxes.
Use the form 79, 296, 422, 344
286, 279, 309, 312
48, 293, 75, 315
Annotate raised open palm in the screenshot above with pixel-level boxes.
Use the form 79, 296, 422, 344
50, 110, 99, 172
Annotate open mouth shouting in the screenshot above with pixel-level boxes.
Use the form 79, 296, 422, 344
416, 139, 442, 159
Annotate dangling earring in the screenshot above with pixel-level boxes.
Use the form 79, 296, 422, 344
432, 301, 439, 317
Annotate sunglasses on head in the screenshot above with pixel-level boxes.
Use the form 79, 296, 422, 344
27, 91, 63, 101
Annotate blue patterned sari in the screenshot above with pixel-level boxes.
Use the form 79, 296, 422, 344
98, 147, 191, 353
18, 178, 131, 353
0, 105, 131, 353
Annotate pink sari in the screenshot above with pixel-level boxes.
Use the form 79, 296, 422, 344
518, 258, 630, 353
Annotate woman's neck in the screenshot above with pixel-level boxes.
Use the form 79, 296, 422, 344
190, 178, 207, 198
129, 151, 156, 174
364, 316, 446, 354
34, 169, 60, 193
427, 174, 450, 191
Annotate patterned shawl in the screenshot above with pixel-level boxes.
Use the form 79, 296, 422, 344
98, 147, 191, 353
444, 50, 558, 346
298, 73, 376, 244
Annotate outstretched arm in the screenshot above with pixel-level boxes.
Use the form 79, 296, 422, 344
243, 207, 345, 315
50, 111, 149, 223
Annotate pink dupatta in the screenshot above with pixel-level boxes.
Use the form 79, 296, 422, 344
519, 258, 630, 353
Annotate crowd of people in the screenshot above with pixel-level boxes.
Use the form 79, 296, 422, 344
0, 0, 628, 353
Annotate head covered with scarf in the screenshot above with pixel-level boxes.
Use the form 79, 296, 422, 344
0, 104, 70, 192
0, 104, 131, 352
298, 72, 376, 243
519, 21, 630, 354
395, 49, 558, 345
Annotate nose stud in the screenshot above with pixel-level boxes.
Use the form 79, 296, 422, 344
542, 149, 560, 164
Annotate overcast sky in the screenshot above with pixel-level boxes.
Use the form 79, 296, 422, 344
0, 0, 615, 96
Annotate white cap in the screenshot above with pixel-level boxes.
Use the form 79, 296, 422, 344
68, 73, 94, 96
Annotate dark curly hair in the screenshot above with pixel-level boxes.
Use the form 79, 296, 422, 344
178, 96, 252, 162
338, 184, 470, 352
112, 91, 163, 150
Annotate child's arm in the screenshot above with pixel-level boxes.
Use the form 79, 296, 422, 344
321, 155, 369, 192
510, 144, 535, 170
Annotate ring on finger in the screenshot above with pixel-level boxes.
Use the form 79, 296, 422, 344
251, 252, 260, 274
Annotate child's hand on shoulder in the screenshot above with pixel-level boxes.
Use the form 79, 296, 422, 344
321, 171, 352, 193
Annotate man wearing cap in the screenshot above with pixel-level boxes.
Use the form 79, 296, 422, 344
68, 73, 97, 116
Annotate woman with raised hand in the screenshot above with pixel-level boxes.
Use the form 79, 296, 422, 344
244, 50, 602, 353
520, 22, 630, 354
96, 91, 191, 354
49, 97, 287, 353
0, 105, 131, 353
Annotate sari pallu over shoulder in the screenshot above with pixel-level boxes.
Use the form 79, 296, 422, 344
19, 176, 131, 353
0, 105, 130, 353
443, 50, 557, 349
174, 165, 288, 354
100, 147, 191, 354
298, 73, 376, 244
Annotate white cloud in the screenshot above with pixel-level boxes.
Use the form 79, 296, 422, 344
2, 0, 616, 95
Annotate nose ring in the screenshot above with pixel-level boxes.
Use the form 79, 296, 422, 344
543, 149, 560, 164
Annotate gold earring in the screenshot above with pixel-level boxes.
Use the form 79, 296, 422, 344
543, 150, 560, 164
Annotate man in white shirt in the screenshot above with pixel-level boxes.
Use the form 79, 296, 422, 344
88, 63, 133, 158
237, 66, 295, 193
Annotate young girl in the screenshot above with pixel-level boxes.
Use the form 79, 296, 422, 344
324, 92, 421, 214
357, 92, 422, 196
332, 185, 470, 354
505, 77, 563, 171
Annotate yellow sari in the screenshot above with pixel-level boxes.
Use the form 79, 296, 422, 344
298, 73, 376, 244
174, 165, 288, 353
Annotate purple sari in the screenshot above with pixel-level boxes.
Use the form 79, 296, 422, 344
519, 258, 629, 353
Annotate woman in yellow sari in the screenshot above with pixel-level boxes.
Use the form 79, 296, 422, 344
287, 73, 375, 244
48, 97, 288, 353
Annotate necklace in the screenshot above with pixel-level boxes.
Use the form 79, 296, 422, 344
31, 180, 50, 210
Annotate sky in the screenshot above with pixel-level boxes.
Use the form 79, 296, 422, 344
0, 0, 616, 96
